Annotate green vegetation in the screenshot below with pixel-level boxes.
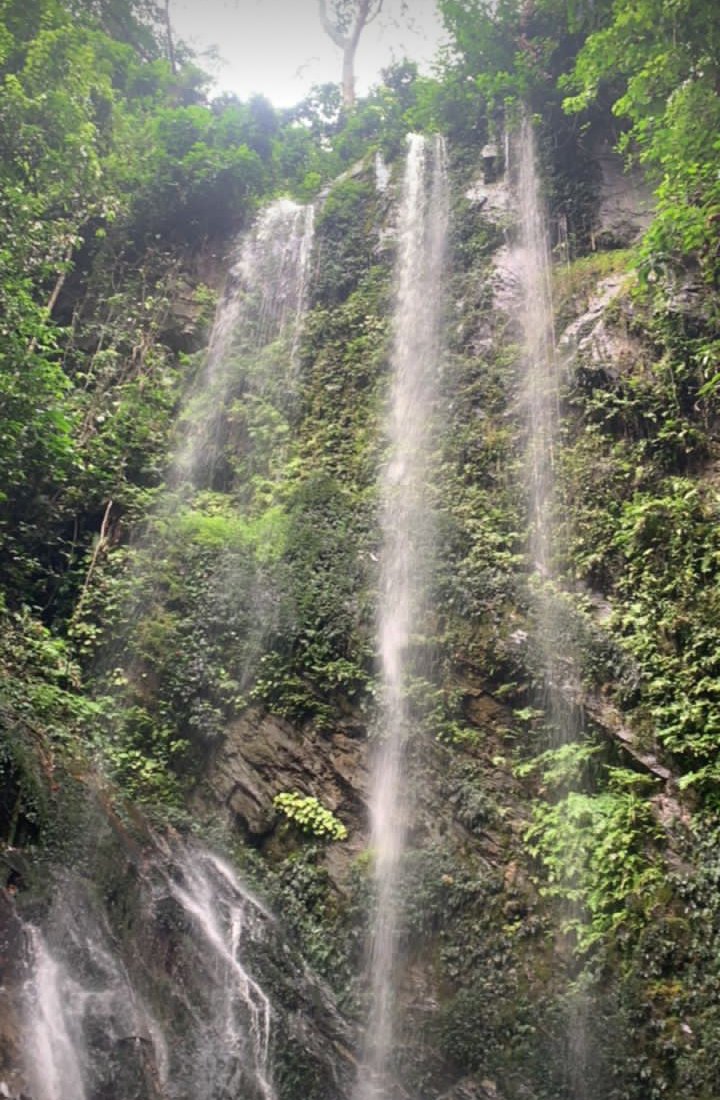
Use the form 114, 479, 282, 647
273, 792, 348, 841
564, 0, 720, 287
3, 0, 720, 1096
526, 769, 663, 949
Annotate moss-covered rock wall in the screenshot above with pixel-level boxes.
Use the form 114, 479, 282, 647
3, 7, 720, 1093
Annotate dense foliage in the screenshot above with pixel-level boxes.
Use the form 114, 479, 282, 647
3, 0, 720, 1097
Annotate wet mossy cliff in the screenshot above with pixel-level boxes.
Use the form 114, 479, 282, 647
4, 28, 720, 1100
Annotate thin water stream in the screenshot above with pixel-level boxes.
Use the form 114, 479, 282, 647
19, 846, 277, 1100
23, 926, 90, 1100
517, 115, 585, 736
17, 198, 319, 1100
176, 198, 315, 486
517, 114, 558, 582
357, 132, 449, 1100
15, 186, 376, 1100
22, 879, 167, 1100
166, 848, 276, 1100
517, 114, 590, 1097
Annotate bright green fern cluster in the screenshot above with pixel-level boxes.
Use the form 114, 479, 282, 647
273, 792, 348, 841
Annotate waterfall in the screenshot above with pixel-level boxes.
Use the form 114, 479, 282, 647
176, 198, 315, 487
18, 201, 322, 1100
517, 117, 591, 1098
23, 927, 89, 1100
375, 150, 390, 194
358, 133, 449, 1100
517, 115, 558, 582
21, 882, 167, 1100
140, 196, 316, 698
165, 848, 276, 1100
516, 115, 585, 733
18, 848, 278, 1100
15, 837, 354, 1100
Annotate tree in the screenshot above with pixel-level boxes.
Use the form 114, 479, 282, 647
563, 0, 720, 282
317, 0, 384, 109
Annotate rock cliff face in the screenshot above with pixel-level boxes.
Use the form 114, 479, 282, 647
0, 788, 354, 1100
1, 125, 717, 1100
591, 141, 653, 249
203, 707, 368, 852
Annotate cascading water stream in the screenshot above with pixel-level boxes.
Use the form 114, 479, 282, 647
516, 115, 590, 1098
18, 847, 280, 1100
21, 882, 168, 1100
176, 198, 315, 486
23, 927, 89, 1100
121, 195, 317, 709
357, 133, 449, 1100
166, 848, 276, 1100
517, 115, 558, 583
516, 114, 585, 736
13, 196, 340, 1100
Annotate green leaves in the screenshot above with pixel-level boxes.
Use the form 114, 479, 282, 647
608, 481, 720, 766
565, 0, 720, 283
273, 791, 348, 841
526, 781, 663, 950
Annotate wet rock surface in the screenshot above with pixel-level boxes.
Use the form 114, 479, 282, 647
438, 1079, 503, 1100
204, 706, 368, 845
0, 890, 29, 1100
0, 813, 355, 1100
592, 142, 653, 247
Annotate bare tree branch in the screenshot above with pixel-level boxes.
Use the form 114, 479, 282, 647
164, 0, 177, 73
317, 0, 347, 49
364, 0, 385, 28
79, 499, 115, 608
317, 0, 388, 108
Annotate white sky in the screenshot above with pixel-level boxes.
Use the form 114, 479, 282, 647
172, 0, 444, 107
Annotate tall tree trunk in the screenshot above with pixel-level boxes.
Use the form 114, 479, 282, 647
342, 42, 357, 109
165, 0, 177, 74
317, 0, 383, 111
